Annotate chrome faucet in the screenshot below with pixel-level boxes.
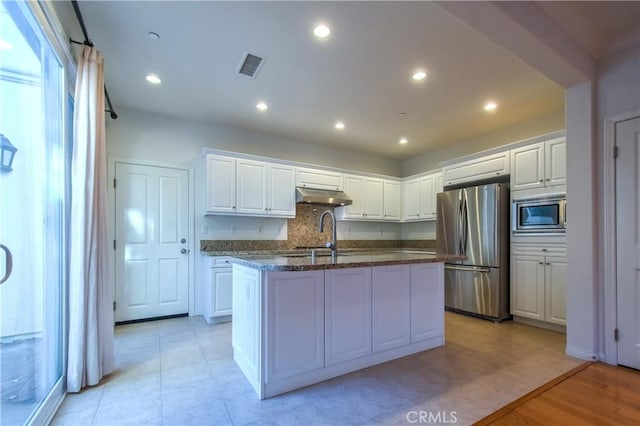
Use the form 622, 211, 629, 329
318, 210, 337, 258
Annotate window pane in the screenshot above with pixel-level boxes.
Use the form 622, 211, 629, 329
0, 1, 65, 424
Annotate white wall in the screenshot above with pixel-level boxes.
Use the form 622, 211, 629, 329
106, 107, 401, 175
565, 83, 597, 360
401, 109, 565, 176
596, 42, 640, 358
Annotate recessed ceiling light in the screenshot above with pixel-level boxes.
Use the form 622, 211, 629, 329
145, 74, 161, 84
399, 138, 408, 145
147, 32, 160, 40
256, 101, 268, 111
334, 121, 345, 130
313, 24, 331, 39
0, 39, 13, 50
484, 101, 498, 111
412, 70, 427, 81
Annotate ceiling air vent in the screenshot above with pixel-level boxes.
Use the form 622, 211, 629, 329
237, 51, 266, 79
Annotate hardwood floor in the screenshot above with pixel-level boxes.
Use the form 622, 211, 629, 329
475, 362, 640, 425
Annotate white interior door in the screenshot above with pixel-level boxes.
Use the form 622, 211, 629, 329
115, 163, 189, 322
616, 116, 640, 370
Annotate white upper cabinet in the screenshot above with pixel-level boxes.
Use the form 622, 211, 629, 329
402, 172, 442, 221
511, 137, 566, 191
295, 167, 343, 191
205, 154, 294, 217
545, 137, 566, 187
268, 163, 296, 216
442, 151, 510, 187
206, 154, 237, 213
383, 180, 401, 221
236, 159, 268, 215
336, 175, 396, 221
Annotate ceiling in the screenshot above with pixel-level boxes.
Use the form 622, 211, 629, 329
62, 1, 636, 160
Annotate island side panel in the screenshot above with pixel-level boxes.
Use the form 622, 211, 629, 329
372, 265, 412, 353
411, 262, 445, 343
232, 264, 262, 395
325, 268, 373, 366
264, 270, 325, 383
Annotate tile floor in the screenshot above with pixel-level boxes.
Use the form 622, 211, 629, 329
52, 312, 583, 426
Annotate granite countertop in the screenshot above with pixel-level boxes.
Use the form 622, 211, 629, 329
225, 250, 464, 271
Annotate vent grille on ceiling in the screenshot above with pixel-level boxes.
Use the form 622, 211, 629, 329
237, 51, 265, 78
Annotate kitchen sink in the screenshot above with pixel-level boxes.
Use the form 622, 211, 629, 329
280, 252, 354, 258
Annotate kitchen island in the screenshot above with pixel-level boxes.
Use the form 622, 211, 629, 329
230, 251, 462, 399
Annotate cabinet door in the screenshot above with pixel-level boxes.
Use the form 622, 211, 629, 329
511, 254, 545, 320
511, 142, 545, 191
443, 152, 510, 186
265, 270, 325, 382
268, 164, 295, 217
372, 265, 411, 352
435, 172, 443, 195
208, 268, 232, 317
383, 180, 401, 221
545, 256, 567, 325
206, 155, 236, 213
364, 178, 384, 219
419, 175, 436, 220
295, 167, 343, 191
545, 137, 566, 187
410, 263, 444, 342
236, 159, 268, 215
403, 179, 420, 221
325, 268, 372, 365
341, 175, 365, 218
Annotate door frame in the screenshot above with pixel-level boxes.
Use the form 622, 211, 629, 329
108, 157, 196, 317
602, 108, 640, 364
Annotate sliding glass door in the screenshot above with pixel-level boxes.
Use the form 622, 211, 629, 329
0, 1, 67, 424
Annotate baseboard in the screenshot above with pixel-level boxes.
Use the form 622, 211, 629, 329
565, 344, 599, 361
513, 315, 566, 333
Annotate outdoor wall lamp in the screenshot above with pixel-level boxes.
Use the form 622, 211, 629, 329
0, 134, 17, 172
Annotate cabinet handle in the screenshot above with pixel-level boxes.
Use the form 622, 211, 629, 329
546, 262, 551, 266
539, 261, 544, 265
542, 248, 547, 251
546, 178, 550, 181
539, 179, 544, 183
265, 208, 268, 211
496, 172, 500, 175
233, 206, 236, 209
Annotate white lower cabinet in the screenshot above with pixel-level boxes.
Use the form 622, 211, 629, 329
204, 257, 233, 323
372, 265, 411, 352
325, 268, 372, 365
511, 243, 566, 326
410, 263, 444, 342
265, 270, 325, 382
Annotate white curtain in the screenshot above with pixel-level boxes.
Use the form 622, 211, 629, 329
67, 45, 114, 392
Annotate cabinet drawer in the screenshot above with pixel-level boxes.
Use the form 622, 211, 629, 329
511, 244, 566, 257
209, 256, 232, 267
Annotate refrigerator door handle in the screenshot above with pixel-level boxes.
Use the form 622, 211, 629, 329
445, 265, 491, 274
461, 193, 469, 255
457, 192, 464, 255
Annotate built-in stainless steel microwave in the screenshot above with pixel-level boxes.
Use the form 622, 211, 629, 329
512, 194, 566, 234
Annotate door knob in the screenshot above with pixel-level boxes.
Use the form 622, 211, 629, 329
180, 248, 188, 254
0, 244, 13, 285
180, 238, 186, 244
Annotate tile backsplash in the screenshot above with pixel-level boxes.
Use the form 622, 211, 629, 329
201, 205, 436, 252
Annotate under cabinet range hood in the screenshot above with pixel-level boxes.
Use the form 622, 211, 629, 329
295, 187, 353, 207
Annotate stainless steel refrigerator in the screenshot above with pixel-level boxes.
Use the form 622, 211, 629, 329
436, 183, 510, 321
